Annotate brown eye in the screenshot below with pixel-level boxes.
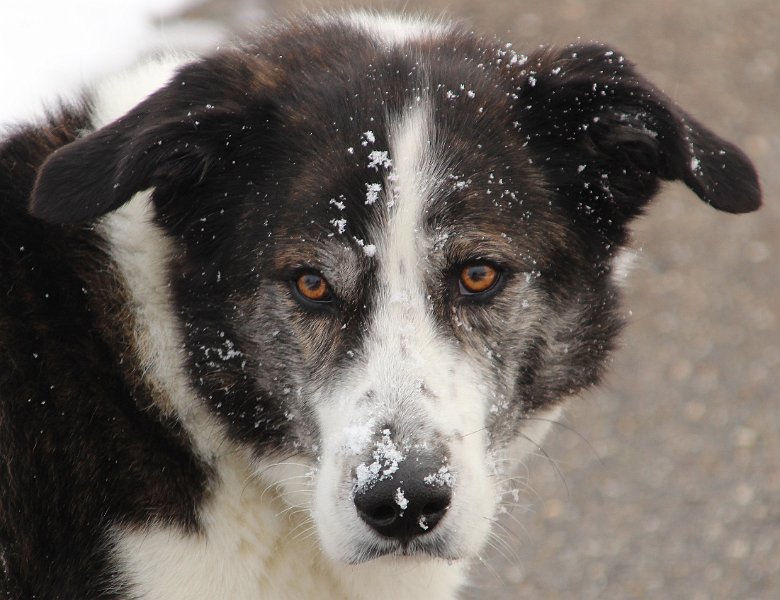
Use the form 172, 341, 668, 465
295, 273, 332, 303
459, 263, 500, 295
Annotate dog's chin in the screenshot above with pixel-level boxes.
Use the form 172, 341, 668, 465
342, 537, 463, 566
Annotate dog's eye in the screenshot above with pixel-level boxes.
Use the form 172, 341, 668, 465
459, 263, 500, 295
294, 272, 333, 303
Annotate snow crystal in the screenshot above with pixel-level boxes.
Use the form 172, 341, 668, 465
344, 419, 376, 455
213, 335, 241, 361
347, 147, 355, 155
367, 150, 392, 170
394, 488, 409, 512
352, 237, 376, 257
424, 465, 455, 488
361, 130, 375, 146
329, 198, 346, 211
509, 52, 528, 66
330, 218, 347, 234
365, 183, 382, 205
528, 75, 537, 87
690, 157, 701, 173
353, 429, 406, 494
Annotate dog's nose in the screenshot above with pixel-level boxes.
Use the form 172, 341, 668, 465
353, 456, 452, 543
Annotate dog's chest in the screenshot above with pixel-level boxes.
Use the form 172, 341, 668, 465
110, 458, 466, 600
111, 458, 322, 599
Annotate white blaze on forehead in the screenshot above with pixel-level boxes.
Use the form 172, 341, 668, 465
359, 101, 490, 435
382, 103, 438, 300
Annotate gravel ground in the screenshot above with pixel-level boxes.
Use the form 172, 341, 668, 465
182, 1, 779, 597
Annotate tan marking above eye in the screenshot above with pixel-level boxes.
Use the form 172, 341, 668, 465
296, 273, 331, 302
459, 264, 499, 294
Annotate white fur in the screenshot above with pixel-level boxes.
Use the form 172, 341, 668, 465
98, 193, 224, 463
338, 11, 449, 47
612, 247, 637, 286
90, 55, 192, 130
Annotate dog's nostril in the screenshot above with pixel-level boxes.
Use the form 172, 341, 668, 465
366, 505, 396, 527
422, 498, 449, 519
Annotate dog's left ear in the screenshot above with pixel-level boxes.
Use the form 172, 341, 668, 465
514, 43, 761, 223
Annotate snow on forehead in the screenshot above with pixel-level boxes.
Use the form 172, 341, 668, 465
338, 11, 450, 47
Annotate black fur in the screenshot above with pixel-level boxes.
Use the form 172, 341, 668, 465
1, 17, 760, 598
0, 110, 210, 598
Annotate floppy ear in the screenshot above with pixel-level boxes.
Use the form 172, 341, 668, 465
30, 55, 272, 224
514, 43, 761, 224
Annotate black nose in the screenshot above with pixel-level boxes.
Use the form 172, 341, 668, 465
353, 456, 452, 543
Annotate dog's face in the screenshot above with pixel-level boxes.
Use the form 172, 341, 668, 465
31, 17, 759, 566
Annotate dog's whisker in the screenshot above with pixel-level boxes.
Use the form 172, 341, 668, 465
473, 551, 504, 584
521, 416, 603, 466
288, 522, 319, 544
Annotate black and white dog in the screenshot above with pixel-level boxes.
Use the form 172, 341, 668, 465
0, 12, 760, 599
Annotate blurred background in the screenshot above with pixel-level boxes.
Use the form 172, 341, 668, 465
2, 1, 777, 598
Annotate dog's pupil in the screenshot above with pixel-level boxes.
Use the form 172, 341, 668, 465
300, 274, 327, 298
462, 265, 495, 291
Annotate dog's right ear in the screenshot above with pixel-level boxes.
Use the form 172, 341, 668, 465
512, 43, 761, 225
30, 54, 274, 225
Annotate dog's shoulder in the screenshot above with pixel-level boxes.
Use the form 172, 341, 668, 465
0, 59, 210, 599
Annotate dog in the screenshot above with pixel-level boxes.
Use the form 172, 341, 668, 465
0, 12, 760, 600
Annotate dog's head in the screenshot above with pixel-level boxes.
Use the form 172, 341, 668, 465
30, 16, 759, 566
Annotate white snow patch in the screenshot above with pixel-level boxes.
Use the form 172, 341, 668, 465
330, 218, 347, 234
367, 149, 393, 170
424, 465, 455, 488
353, 429, 405, 494
352, 237, 376, 257
343, 419, 376, 455
394, 488, 408, 512
365, 183, 382, 205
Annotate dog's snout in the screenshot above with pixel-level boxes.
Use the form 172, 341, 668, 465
354, 456, 452, 543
